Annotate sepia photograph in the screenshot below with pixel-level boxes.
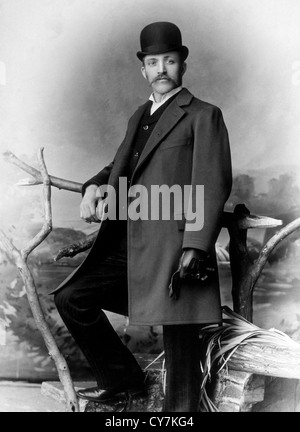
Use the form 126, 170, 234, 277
0, 0, 300, 415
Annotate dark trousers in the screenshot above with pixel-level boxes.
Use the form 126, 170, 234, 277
54, 253, 202, 412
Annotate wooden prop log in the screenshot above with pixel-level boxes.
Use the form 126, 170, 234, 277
228, 342, 300, 380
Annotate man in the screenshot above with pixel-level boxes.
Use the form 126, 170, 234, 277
53, 22, 232, 412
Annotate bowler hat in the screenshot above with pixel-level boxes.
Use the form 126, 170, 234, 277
137, 22, 189, 61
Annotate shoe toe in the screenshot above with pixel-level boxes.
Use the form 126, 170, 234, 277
77, 386, 103, 399
76, 381, 146, 402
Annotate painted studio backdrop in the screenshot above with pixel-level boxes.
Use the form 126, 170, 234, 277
1, 0, 300, 388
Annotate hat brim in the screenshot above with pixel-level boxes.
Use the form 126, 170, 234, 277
136, 45, 189, 62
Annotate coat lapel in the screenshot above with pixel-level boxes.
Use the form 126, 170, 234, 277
124, 102, 149, 154
132, 88, 194, 180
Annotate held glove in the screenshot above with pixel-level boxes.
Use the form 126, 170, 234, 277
169, 248, 215, 300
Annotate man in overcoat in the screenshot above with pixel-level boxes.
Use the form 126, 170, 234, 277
53, 22, 232, 412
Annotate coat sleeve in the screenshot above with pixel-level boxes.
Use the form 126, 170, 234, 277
81, 161, 114, 197
182, 106, 232, 253
80, 112, 136, 197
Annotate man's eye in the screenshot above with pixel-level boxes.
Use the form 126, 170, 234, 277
148, 61, 156, 66
167, 60, 175, 64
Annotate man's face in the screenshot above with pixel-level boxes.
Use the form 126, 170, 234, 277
141, 51, 186, 98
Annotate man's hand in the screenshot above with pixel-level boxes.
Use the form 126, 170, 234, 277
80, 185, 101, 223
179, 248, 215, 282
169, 248, 215, 300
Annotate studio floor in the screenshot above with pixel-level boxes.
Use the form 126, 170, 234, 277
0, 381, 66, 412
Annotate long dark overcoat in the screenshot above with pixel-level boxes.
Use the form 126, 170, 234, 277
52, 88, 232, 326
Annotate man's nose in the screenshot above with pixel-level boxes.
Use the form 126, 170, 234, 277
157, 60, 167, 74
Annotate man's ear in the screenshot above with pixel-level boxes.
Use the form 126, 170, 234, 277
141, 66, 147, 80
181, 62, 187, 76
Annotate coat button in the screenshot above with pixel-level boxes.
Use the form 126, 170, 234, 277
143, 125, 149, 130
134, 152, 139, 157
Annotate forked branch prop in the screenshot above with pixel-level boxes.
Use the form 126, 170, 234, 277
3, 150, 82, 193
0, 148, 79, 412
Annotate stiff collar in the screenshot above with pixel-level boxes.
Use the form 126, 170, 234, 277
149, 86, 183, 115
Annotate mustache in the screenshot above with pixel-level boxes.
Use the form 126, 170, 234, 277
153, 75, 171, 82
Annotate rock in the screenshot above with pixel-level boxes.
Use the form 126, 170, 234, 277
41, 353, 164, 412
41, 370, 164, 413
252, 377, 300, 412
209, 370, 265, 412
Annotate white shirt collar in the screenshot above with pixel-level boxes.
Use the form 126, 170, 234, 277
149, 86, 182, 115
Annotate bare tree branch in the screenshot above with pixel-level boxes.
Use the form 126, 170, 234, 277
54, 212, 283, 262
0, 148, 79, 412
222, 210, 282, 230
22, 149, 53, 258
2, 150, 82, 193
54, 231, 98, 261
250, 216, 300, 289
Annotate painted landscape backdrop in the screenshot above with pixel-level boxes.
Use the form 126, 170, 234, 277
1, 167, 300, 383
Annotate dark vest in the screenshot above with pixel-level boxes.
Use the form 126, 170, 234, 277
126, 92, 179, 181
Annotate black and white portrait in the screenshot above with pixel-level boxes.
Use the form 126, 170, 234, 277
0, 0, 300, 413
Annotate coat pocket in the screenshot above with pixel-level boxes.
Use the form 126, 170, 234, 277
159, 137, 192, 150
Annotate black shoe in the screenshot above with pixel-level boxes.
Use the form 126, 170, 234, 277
77, 381, 146, 402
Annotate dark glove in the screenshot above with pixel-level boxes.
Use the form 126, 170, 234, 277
179, 248, 214, 281
169, 248, 215, 300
